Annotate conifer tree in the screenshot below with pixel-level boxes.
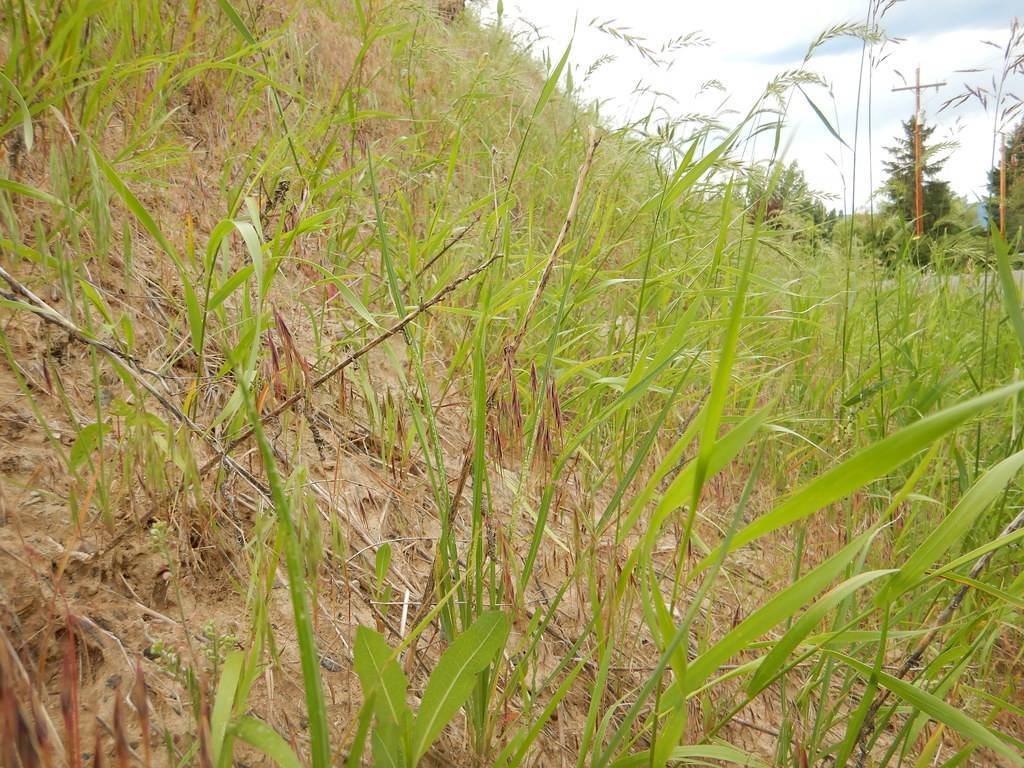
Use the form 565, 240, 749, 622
882, 116, 954, 235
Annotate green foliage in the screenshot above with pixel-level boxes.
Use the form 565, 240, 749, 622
353, 612, 509, 767
2, 2, 1024, 767
881, 116, 956, 237
989, 119, 1024, 244
744, 159, 830, 231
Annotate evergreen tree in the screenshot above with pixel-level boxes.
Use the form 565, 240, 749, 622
987, 120, 1024, 243
744, 160, 828, 231
881, 116, 954, 235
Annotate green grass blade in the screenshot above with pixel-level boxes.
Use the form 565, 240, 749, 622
344, 696, 375, 768
747, 570, 895, 697
829, 651, 1024, 766
0, 72, 34, 153
697, 382, 1024, 571
879, 447, 1024, 604
230, 716, 302, 768
211, 650, 245, 767
0, 177, 66, 208
684, 529, 874, 696
992, 226, 1024, 354
237, 378, 330, 768
353, 626, 410, 727
91, 146, 182, 268
214, 0, 258, 45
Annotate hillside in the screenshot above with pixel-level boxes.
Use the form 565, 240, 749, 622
1, 1, 1022, 767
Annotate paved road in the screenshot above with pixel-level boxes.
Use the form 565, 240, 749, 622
874, 269, 1024, 291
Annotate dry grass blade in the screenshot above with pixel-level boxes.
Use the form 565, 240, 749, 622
130, 665, 150, 768
0, 625, 65, 767
61, 618, 81, 768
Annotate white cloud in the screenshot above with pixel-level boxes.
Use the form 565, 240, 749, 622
479, 0, 1021, 209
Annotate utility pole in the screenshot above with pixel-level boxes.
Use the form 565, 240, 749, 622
892, 67, 946, 236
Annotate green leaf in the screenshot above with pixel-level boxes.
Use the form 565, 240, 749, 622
0, 72, 34, 153
747, 569, 895, 696
642, 409, 769, 548
353, 626, 410, 727
643, 127, 741, 216
91, 147, 182, 269
992, 226, 1024, 355
215, 0, 258, 45
829, 652, 1024, 765
230, 716, 301, 768
237, 377, 330, 768
211, 651, 245, 767
937, 572, 1024, 610
184, 280, 204, 357
930, 526, 1024, 579
683, 529, 873, 696
0, 177, 65, 208
208, 266, 254, 312
332, 279, 380, 328
78, 278, 114, 326
410, 610, 509, 762
650, 702, 689, 768
797, 85, 849, 148
344, 696, 375, 768
535, 44, 571, 120
697, 381, 1024, 572
69, 422, 110, 471
371, 720, 404, 768
491, 658, 586, 768
374, 543, 392, 589
878, 447, 1024, 604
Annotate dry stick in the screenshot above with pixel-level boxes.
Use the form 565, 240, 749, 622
0, 255, 496, 560
412, 213, 480, 283
0, 624, 66, 766
197, 249, 502, 478
0, 267, 164, 381
0, 265, 267, 496
852, 506, 1024, 766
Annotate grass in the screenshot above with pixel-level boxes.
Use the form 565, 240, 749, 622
0, 0, 1023, 766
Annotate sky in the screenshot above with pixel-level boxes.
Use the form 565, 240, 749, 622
478, 0, 1022, 211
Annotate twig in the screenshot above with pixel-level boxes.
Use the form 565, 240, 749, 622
197, 249, 502, 478
0, 265, 267, 495
0, 267, 163, 381
412, 214, 481, 283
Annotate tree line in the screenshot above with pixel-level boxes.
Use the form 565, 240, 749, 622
744, 115, 1024, 266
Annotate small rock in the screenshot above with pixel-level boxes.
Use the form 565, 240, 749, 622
319, 654, 343, 673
